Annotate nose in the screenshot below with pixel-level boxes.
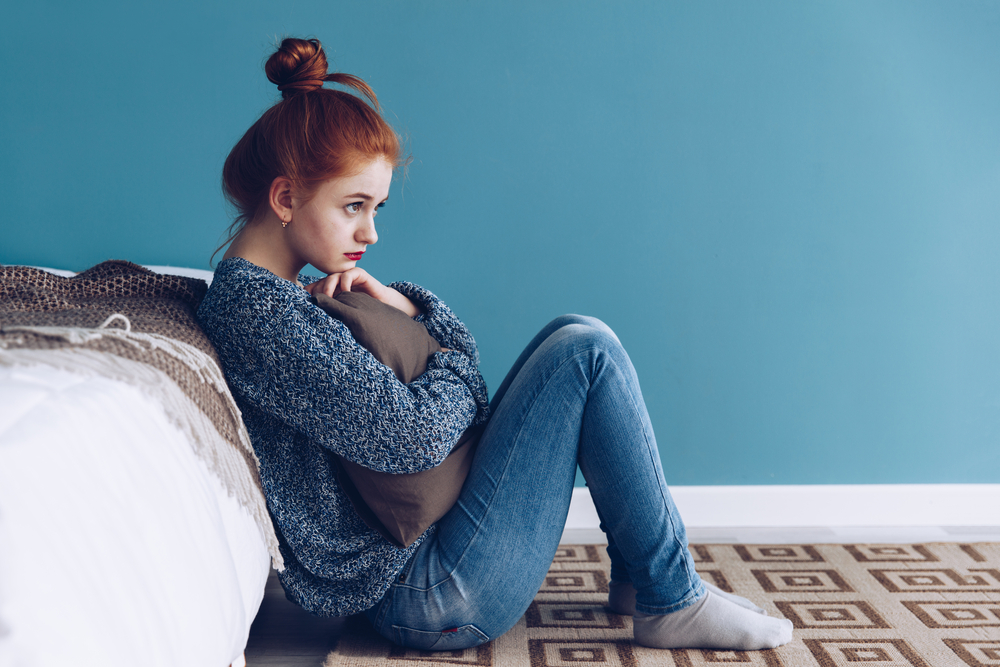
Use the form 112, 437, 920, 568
357, 213, 378, 245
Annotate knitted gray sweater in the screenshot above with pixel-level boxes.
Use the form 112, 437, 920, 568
197, 258, 490, 616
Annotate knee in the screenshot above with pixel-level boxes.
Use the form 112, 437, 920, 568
542, 320, 625, 369
548, 314, 621, 345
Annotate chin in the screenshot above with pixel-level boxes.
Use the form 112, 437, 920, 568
312, 260, 351, 275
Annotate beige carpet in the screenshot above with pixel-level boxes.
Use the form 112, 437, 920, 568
323, 542, 1000, 666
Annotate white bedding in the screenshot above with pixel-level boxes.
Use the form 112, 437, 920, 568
0, 366, 270, 666
0, 265, 270, 667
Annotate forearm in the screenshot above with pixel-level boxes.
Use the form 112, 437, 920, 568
381, 286, 421, 318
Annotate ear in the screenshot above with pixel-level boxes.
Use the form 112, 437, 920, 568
268, 176, 295, 224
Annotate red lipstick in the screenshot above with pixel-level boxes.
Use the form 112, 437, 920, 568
344, 252, 364, 261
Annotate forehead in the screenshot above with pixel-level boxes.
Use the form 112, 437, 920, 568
324, 158, 393, 198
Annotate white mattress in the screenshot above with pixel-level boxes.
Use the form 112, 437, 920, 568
0, 363, 270, 666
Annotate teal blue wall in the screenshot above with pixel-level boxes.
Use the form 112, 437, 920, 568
3, 1, 999, 485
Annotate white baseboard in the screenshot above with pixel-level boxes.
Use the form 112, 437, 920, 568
566, 485, 1000, 529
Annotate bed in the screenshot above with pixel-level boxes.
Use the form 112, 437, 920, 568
0, 261, 281, 667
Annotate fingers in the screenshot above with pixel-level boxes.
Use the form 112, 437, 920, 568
336, 271, 357, 296
305, 268, 384, 300
304, 274, 341, 298
343, 269, 385, 300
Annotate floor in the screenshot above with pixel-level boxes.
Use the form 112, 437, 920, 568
243, 525, 1000, 666
245, 571, 348, 666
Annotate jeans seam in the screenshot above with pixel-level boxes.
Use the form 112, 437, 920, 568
395, 574, 454, 593
396, 540, 454, 593
448, 346, 600, 575
583, 344, 702, 609
619, 354, 702, 594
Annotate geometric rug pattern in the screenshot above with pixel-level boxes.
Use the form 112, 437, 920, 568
323, 543, 1000, 667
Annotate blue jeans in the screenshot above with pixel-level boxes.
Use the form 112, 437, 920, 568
365, 315, 705, 650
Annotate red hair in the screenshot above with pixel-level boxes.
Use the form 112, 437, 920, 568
216, 38, 402, 261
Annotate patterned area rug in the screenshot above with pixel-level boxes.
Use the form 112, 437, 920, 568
323, 542, 1000, 667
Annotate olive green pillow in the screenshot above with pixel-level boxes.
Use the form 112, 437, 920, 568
313, 292, 481, 548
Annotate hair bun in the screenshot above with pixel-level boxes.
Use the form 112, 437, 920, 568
266, 37, 329, 98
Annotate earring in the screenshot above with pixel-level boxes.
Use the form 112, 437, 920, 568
281, 218, 289, 228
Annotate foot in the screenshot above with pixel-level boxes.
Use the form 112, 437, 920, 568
609, 580, 766, 616
633, 591, 793, 650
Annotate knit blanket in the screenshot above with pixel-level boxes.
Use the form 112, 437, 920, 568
0, 260, 283, 570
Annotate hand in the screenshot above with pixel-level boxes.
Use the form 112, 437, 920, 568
305, 267, 420, 318
304, 267, 382, 300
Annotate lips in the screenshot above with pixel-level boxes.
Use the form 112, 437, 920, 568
344, 252, 364, 261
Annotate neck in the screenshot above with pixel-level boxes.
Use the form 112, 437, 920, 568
223, 216, 304, 284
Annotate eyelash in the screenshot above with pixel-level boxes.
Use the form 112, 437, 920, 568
347, 202, 387, 215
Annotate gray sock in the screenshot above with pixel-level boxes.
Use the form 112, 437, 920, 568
633, 590, 793, 651
608, 580, 766, 616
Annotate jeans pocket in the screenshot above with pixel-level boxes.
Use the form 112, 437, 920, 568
392, 624, 489, 651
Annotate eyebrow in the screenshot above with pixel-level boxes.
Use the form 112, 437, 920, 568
344, 192, 388, 202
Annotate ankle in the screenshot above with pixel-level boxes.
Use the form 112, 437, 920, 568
608, 580, 637, 615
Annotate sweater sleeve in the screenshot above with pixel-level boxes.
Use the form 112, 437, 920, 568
217, 278, 489, 474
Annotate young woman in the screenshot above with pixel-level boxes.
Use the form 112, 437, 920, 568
198, 37, 793, 652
